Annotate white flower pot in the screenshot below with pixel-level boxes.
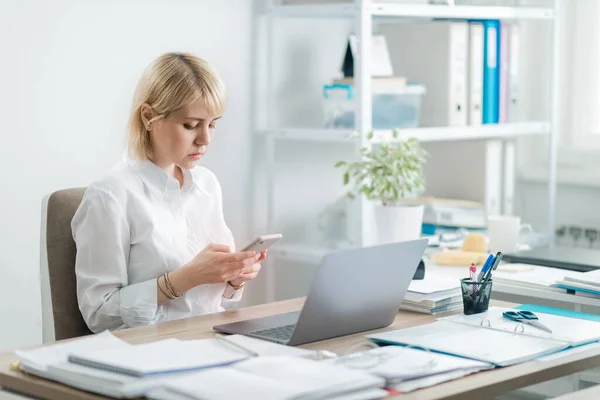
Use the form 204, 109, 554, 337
374, 204, 424, 245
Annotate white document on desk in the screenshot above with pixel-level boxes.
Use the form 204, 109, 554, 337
148, 356, 385, 400
327, 346, 492, 384
493, 264, 582, 290
67, 337, 252, 377
367, 321, 569, 366
390, 367, 485, 393
404, 277, 461, 302
439, 306, 600, 347
16, 330, 130, 374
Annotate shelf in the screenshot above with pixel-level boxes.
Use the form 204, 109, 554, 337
269, 2, 554, 21
263, 121, 550, 143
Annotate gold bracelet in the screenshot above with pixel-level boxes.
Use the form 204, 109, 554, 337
163, 272, 182, 298
228, 281, 245, 290
157, 276, 176, 300
164, 271, 182, 297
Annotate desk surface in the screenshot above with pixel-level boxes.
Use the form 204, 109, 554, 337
2, 298, 600, 400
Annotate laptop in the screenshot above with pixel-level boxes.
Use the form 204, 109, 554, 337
503, 246, 600, 272
213, 238, 428, 346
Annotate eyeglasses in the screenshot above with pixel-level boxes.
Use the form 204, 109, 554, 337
333, 341, 437, 371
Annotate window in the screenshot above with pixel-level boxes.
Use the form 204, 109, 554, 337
562, 0, 600, 151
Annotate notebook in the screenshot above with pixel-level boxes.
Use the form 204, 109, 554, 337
147, 356, 386, 400
439, 307, 600, 347
366, 320, 569, 366
16, 331, 130, 376
67, 337, 251, 377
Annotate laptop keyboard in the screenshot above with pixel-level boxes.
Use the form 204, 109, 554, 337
250, 324, 296, 341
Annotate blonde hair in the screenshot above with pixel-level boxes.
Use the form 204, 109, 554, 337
127, 52, 227, 160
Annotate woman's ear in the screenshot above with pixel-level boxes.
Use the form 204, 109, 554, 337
140, 103, 156, 131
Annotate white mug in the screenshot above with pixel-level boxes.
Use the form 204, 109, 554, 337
487, 215, 533, 254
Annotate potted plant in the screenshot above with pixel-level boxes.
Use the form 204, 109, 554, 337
335, 130, 428, 245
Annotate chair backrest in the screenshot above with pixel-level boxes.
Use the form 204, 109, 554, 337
40, 187, 92, 342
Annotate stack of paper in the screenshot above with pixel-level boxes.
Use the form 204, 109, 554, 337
556, 269, 600, 297
400, 277, 462, 314
148, 356, 387, 400
15, 331, 319, 398
493, 264, 581, 292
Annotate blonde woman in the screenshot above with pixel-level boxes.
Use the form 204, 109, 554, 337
72, 52, 265, 333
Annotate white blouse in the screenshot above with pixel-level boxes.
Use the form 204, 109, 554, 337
71, 158, 242, 333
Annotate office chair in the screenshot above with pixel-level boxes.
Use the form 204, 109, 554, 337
40, 188, 92, 342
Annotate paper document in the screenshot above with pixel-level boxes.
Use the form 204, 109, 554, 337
16, 331, 130, 373
367, 320, 569, 366
327, 345, 492, 384
439, 307, 600, 347
493, 264, 581, 289
68, 337, 252, 377
148, 356, 385, 400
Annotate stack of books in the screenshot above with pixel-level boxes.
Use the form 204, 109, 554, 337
400, 277, 462, 314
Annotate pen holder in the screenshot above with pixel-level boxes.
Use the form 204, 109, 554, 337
460, 278, 493, 315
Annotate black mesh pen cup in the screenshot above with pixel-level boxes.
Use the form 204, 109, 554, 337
460, 278, 493, 315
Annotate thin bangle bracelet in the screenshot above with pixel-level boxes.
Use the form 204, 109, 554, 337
157, 276, 175, 300
228, 281, 245, 290
164, 272, 182, 297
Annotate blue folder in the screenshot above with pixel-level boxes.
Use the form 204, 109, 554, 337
482, 20, 501, 124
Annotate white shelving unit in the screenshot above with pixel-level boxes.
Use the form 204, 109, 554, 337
261, 0, 560, 301
262, 121, 550, 143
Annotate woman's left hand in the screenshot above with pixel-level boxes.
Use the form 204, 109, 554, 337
229, 250, 267, 287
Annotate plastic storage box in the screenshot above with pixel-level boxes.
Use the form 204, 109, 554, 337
323, 83, 426, 130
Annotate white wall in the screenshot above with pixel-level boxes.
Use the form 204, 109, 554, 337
0, 0, 253, 351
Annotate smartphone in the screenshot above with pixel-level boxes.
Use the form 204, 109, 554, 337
240, 233, 283, 253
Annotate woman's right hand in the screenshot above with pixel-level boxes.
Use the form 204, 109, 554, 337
169, 243, 258, 293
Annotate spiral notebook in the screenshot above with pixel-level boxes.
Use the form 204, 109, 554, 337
67, 337, 251, 377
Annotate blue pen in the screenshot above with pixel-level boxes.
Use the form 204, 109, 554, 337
477, 254, 494, 282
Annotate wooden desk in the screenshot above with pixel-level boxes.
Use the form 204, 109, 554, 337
2, 298, 600, 400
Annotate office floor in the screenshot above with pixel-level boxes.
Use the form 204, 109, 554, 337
0, 390, 28, 399
492, 376, 599, 400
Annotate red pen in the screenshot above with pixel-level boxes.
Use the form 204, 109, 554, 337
469, 263, 477, 282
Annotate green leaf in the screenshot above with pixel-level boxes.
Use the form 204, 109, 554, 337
343, 171, 350, 185
392, 129, 399, 139
367, 131, 374, 140
334, 161, 346, 168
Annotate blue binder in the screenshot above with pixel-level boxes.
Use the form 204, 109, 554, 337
482, 20, 501, 124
